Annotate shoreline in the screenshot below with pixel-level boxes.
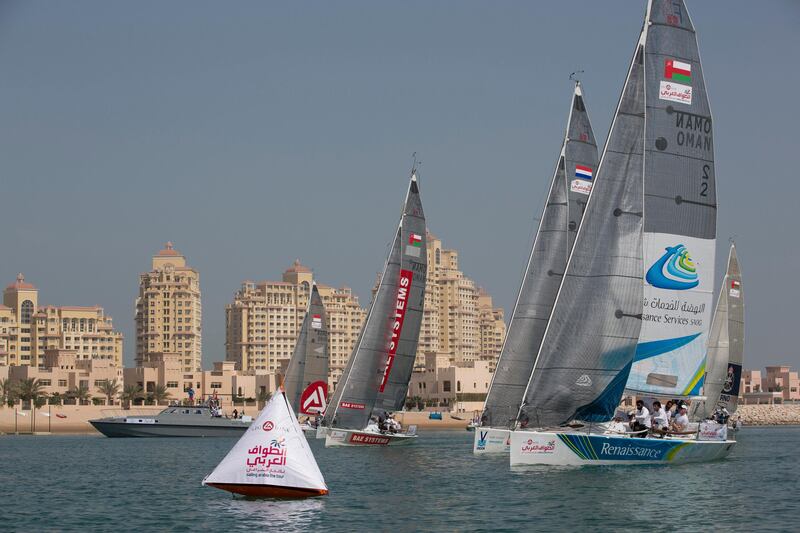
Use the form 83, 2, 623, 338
3, 404, 799, 436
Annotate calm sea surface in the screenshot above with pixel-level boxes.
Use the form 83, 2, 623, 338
1, 427, 798, 532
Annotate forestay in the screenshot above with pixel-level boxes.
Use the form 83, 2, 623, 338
517, 27, 647, 427
284, 283, 329, 417
203, 390, 327, 495
626, 0, 717, 398
482, 82, 598, 428
324, 173, 426, 430
696, 244, 744, 419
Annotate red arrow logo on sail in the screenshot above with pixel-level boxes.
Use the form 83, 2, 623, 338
300, 381, 328, 415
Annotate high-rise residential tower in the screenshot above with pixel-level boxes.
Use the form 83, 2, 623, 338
418, 231, 506, 367
135, 242, 202, 372
225, 260, 366, 386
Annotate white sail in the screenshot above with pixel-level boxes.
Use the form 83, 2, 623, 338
203, 390, 327, 498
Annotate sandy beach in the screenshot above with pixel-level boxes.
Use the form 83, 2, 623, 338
4, 405, 797, 435
0, 406, 472, 435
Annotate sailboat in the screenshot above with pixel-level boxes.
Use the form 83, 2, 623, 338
284, 283, 329, 433
475, 81, 599, 454
510, 0, 736, 466
693, 243, 744, 421
321, 169, 426, 447
202, 388, 328, 498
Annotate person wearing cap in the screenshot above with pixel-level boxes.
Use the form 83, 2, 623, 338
670, 404, 690, 432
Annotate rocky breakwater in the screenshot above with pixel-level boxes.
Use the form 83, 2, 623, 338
737, 404, 800, 426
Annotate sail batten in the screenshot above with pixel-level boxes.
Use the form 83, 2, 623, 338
481, 82, 598, 429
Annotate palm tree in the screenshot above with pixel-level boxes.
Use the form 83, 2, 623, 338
17, 378, 46, 407
257, 389, 272, 409
16, 378, 47, 432
0, 378, 17, 406
121, 384, 143, 409
96, 379, 121, 406
69, 384, 91, 405
149, 385, 171, 406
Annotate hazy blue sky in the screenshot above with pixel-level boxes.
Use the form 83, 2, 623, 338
1, 1, 798, 369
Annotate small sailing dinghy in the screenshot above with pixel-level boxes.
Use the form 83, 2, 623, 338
510, 0, 736, 466
475, 81, 598, 454
202, 389, 328, 498
284, 283, 330, 434
320, 168, 427, 447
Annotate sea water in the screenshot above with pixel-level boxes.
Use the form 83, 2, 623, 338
1, 427, 797, 532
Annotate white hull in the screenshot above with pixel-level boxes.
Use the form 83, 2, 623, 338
325, 428, 418, 447
472, 427, 511, 454
510, 430, 736, 466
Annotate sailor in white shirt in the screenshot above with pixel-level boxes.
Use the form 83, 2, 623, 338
651, 401, 669, 429
632, 400, 651, 434
671, 404, 690, 432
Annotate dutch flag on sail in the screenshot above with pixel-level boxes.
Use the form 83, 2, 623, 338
575, 165, 593, 181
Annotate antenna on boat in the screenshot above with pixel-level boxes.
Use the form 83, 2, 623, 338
569, 70, 584, 83
729, 235, 737, 245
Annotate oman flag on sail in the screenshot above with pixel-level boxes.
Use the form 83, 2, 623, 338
664, 59, 692, 83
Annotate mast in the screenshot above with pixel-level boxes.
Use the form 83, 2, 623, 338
481, 81, 598, 428
625, 0, 718, 399
516, 5, 651, 428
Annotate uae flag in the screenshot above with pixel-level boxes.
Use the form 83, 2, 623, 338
664, 59, 692, 83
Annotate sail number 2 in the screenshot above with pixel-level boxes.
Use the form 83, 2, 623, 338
700, 164, 709, 197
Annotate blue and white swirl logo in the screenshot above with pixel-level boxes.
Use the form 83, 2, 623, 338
645, 244, 699, 290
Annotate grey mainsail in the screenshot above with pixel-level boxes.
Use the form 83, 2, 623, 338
324, 173, 426, 430
481, 82, 598, 428
284, 283, 329, 417
516, 21, 648, 428
625, 0, 717, 398
696, 244, 744, 418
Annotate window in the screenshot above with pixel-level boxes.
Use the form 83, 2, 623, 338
210, 382, 222, 389
166, 381, 179, 388
21, 300, 34, 324
443, 380, 451, 392
58, 380, 67, 387
38, 379, 52, 386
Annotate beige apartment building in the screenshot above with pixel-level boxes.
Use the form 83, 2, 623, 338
0, 274, 123, 368
418, 232, 506, 367
135, 243, 202, 373
225, 260, 366, 385
125, 352, 279, 407
409, 352, 493, 413
7, 349, 124, 404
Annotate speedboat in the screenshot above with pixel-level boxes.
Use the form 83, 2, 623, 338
90, 405, 253, 437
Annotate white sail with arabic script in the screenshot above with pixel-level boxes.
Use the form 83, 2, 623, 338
203, 391, 327, 494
